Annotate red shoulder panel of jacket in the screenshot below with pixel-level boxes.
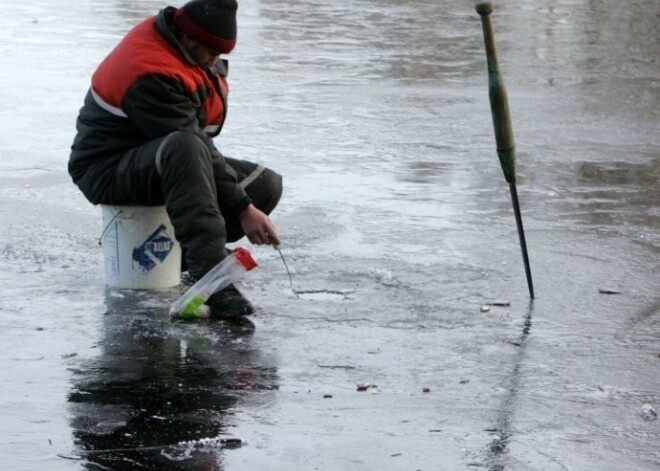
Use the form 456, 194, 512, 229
91, 16, 227, 127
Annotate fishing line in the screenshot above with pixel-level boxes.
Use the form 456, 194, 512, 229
273, 244, 350, 299
273, 244, 295, 290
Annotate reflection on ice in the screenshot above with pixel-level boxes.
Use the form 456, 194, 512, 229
66, 289, 277, 469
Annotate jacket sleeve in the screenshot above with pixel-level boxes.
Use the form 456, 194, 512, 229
121, 73, 251, 212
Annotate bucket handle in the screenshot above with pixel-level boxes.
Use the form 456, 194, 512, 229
98, 209, 124, 246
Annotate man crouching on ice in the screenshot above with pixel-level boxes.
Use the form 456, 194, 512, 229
69, 0, 282, 319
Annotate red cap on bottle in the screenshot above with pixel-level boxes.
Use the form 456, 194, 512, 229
232, 247, 258, 271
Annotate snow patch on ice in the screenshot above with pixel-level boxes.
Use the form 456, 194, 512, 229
349, 267, 399, 287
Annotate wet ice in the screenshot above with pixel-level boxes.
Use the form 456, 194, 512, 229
0, 0, 659, 470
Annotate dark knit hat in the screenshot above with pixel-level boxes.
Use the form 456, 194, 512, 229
173, 0, 238, 54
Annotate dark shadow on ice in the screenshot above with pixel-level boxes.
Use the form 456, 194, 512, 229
484, 300, 535, 471
66, 288, 278, 470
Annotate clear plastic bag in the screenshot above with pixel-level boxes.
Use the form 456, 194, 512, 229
170, 248, 258, 319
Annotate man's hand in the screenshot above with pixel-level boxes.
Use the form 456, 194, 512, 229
239, 204, 281, 246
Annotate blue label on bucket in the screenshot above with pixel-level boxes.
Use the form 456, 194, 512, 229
132, 224, 175, 273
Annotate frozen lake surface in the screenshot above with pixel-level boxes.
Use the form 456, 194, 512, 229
0, 0, 658, 470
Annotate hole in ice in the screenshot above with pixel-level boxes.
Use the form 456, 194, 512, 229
295, 290, 351, 301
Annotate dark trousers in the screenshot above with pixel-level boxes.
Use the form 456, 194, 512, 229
77, 131, 282, 279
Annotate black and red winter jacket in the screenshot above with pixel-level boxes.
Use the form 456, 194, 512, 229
69, 7, 248, 210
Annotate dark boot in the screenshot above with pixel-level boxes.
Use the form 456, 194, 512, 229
205, 284, 255, 319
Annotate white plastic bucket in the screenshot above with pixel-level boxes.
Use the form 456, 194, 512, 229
101, 205, 181, 289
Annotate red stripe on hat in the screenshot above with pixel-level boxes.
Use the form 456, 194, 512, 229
173, 9, 236, 54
